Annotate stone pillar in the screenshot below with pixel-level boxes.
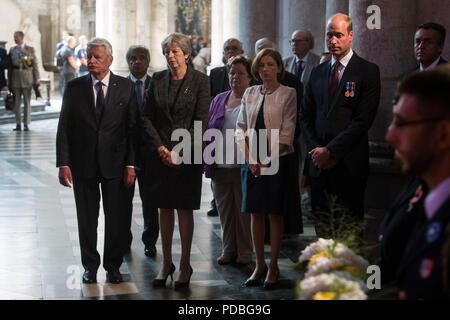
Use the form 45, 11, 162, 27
276, 0, 326, 59
239, 0, 276, 58
416, 0, 450, 60
325, 0, 349, 50
65, 0, 82, 37
107, 0, 129, 75
136, 0, 151, 48
211, 0, 239, 68
349, 0, 418, 212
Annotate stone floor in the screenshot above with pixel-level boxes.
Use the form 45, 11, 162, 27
0, 118, 318, 300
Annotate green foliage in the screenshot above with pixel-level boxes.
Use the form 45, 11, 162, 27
313, 193, 376, 260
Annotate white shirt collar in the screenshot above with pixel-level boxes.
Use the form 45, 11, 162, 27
420, 56, 441, 71
295, 52, 310, 64
331, 49, 353, 68
91, 71, 111, 88
424, 176, 450, 220
130, 74, 147, 83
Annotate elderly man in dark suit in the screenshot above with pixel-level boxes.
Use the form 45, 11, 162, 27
124, 45, 159, 258
300, 13, 380, 236
56, 37, 138, 284
384, 66, 450, 299
403, 22, 447, 79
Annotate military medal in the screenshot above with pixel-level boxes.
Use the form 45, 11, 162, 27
345, 82, 350, 97
349, 82, 355, 97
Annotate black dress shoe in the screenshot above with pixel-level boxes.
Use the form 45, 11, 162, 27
13, 125, 21, 131
263, 268, 280, 290
242, 265, 268, 287
174, 266, 193, 290
153, 263, 176, 288
145, 245, 157, 257
82, 270, 97, 284
23, 125, 29, 131
106, 270, 123, 284
207, 207, 218, 217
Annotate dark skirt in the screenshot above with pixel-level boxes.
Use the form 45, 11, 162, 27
241, 153, 303, 233
143, 152, 203, 210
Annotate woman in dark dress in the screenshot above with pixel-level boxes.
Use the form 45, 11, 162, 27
236, 49, 297, 289
141, 32, 210, 289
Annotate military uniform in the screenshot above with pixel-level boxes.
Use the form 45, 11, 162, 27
7, 43, 40, 128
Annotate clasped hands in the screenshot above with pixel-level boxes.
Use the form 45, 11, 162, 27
309, 147, 336, 170
157, 146, 180, 168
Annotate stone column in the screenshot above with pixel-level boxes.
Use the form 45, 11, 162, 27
239, 0, 276, 58
276, 0, 326, 58
211, 0, 239, 68
349, 0, 418, 211
135, 0, 151, 49
416, 0, 450, 59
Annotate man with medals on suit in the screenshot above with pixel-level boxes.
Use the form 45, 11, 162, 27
56, 38, 138, 284
300, 13, 380, 237
124, 45, 159, 258
384, 66, 450, 300
7, 31, 40, 131
403, 22, 447, 79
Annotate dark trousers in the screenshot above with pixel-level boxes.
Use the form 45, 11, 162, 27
310, 165, 367, 237
123, 172, 159, 249
73, 175, 130, 272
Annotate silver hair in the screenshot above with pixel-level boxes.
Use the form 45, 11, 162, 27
292, 29, 315, 49
254, 37, 277, 54
87, 37, 113, 56
161, 32, 192, 56
223, 38, 243, 51
126, 45, 151, 63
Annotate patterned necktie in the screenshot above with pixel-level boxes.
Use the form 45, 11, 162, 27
135, 79, 143, 111
328, 61, 341, 109
95, 81, 105, 121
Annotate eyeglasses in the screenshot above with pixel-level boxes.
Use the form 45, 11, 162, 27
224, 46, 239, 52
391, 118, 442, 128
289, 39, 308, 45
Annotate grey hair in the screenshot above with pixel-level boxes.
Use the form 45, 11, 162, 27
126, 45, 151, 63
87, 37, 113, 56
161, 32, 192, 56
254, 37, 277, 54
223, 38, 243, 51
292, 29, 315, 50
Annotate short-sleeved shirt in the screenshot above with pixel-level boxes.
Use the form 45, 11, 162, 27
76, 47, 88, 73
61, 46, 76, 75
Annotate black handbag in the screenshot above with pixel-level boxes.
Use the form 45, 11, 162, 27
4, 91, 15, 111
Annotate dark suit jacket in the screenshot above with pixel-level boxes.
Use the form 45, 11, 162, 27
402, 57, 448, 79
300, 52, 380, 178
378, 178, 428, 284
210, 65, 230, 98
0, 47, 7, 89
396, 196, 450, 299
141, 65, 210, 154
56, 72, 139, 179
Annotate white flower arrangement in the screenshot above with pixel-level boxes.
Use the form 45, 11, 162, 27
299, 273, 367, 300
297, 238, 370, 300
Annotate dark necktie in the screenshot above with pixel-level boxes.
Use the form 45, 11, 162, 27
95, 81, 105, 121
328, 61, 341, 109
295, 60, 304, 79
135, 79, 143, 111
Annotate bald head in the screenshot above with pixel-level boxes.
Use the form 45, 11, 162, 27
326, 13, 354, 60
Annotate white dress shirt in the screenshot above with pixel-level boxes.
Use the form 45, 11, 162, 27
91, 71, 110, 106
330, 49, 354, 82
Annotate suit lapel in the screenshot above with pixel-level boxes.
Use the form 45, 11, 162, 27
84, 74, 97, 123
398, 198, 450, 275
154, 70, 172, 123
328, 54, 357, 116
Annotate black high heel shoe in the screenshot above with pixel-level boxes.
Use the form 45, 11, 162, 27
263, 268, 280, 290
242, 265, 268, 287
174, 266, 193, 290
152, 263, 176, 288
